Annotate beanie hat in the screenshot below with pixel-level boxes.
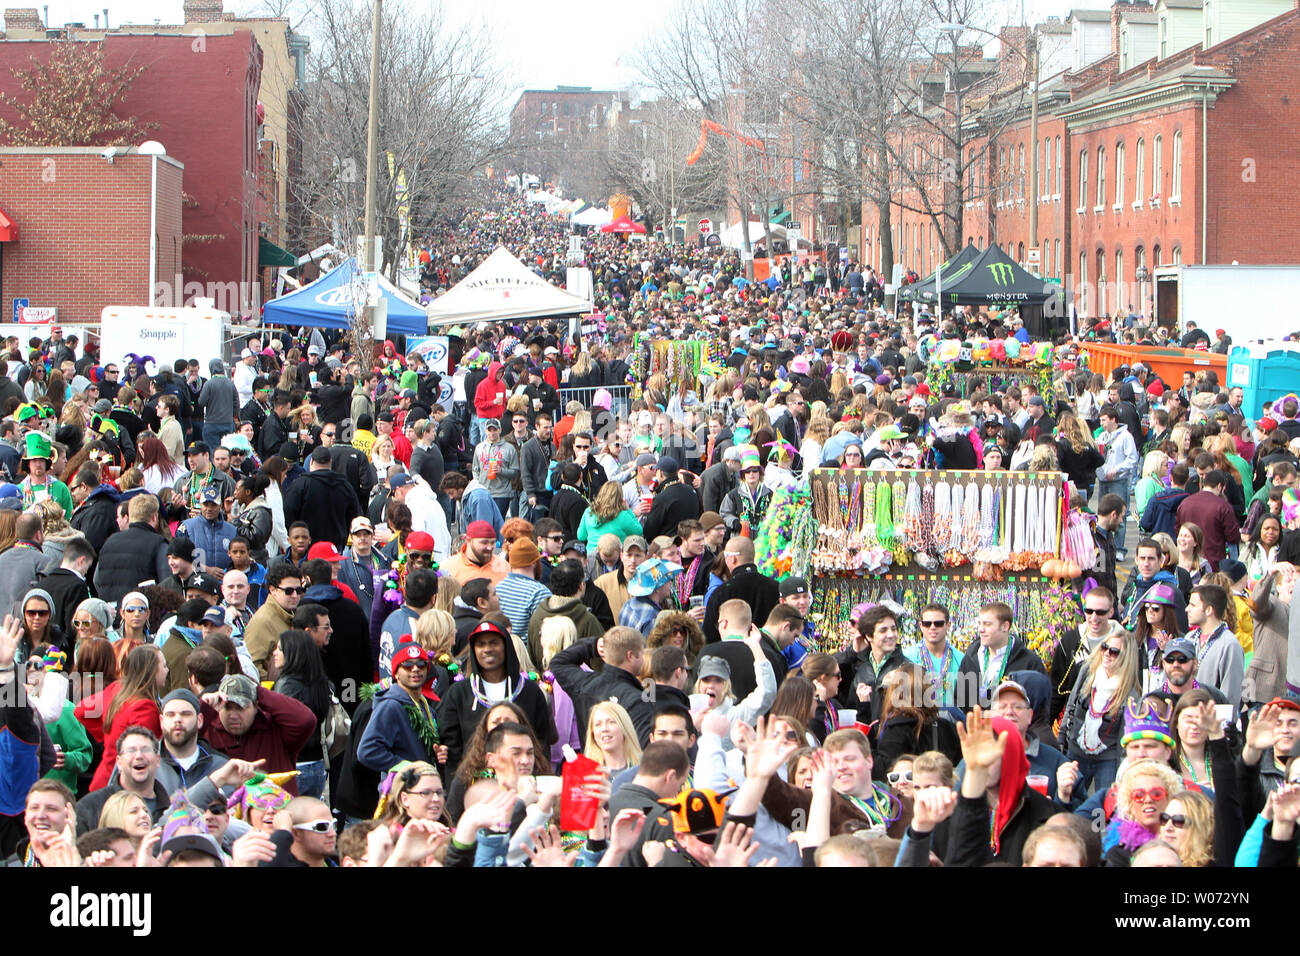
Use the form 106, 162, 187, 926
1146, 381, 1164, 397
509, 538, 541, 569
391, 641, 431, 678
161, 688, 202, 713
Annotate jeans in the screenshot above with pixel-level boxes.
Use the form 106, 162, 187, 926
1096, 476, 1132, 553
1065, 751, 1120, 797
492, 496, 514, 519
202, 421, 233, 452
296, 759, 327, 801
471, 416, 494, 448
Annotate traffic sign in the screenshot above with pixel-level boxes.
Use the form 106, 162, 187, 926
698, 218, 712, 234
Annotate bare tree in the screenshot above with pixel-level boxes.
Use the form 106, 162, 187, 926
291, 0, 512, 286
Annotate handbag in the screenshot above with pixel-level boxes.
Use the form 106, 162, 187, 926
321, 687, 351, 763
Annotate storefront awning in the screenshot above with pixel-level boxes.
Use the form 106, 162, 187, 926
258, 235, 296, 268
0, 209, 18, 242
769, 209, 791, 226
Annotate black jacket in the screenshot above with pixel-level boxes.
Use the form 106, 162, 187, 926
835, 646, 909, 719
702, 565, 780, 643
329, 443, 377, 506
944, 787, 1056, 866
92, 522, 170, 605
548, 487, 589, 541
70, 484, 121, 554
1055, 439, 1105, 491
409, 443, 445, 493
257, 412, 291, 461
303, 583, 373, 717
334, 696, 380, 819
640, 479, 701, 543
283, 467, 362, 550
956, 636, 1046, 712
698, 462, 736, 514
697, 635, 786, 702
550, 636, 655, 746
873, 714, 962, 780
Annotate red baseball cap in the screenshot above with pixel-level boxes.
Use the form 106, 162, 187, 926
465, 520, 496, 540
306, 542, 343, 562
406, 531, 436, 552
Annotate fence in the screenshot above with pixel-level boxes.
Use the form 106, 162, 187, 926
558, 384, 633, 419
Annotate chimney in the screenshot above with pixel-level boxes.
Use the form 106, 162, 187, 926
3, 7, 42, 30
182, 0, 223, 23
1111, 4, 1123, 54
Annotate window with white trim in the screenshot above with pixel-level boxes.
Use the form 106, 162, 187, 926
1115, 142, 1126, 206
1171, 130, 1183, 201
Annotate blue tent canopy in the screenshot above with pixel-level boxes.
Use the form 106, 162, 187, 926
262, 257, 427, 335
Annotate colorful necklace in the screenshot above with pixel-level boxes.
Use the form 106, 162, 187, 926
1180, 749, 1213, 786
921, 643, 956, 702
844, 784, 901, 828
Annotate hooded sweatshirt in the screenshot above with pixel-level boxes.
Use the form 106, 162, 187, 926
437, 626, 554, 776
473, 362, 508, 420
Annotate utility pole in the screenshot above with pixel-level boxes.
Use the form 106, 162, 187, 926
360, 0, 382, 346
1028, 31, 1040, 254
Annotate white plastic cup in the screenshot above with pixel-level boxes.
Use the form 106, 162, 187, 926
689, 693, 710, 712
838, 709, 858, 727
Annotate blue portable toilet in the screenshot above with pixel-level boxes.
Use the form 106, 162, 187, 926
1227, 343, 1300, 420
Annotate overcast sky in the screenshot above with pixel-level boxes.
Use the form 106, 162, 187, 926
42, 0, 1101, 92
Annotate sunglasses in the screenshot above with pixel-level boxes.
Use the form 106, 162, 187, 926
399, 660, 430, 670
276, 586, 305, 595
25, 659, 44, 671
1102, 645, 1123, 657
205, 802, 229, 815
24, 608, 49, 617
72, 619, 96, 629
920, 619, 946, 628
123, 605, 149, 614
1084, 607, 1111, 616
575, 444, 592, 451
1130, 786, 1167, 804
292, 820, 334, 834
1144, 604, 1165, 612
887, 770, 913, 785
1159, 812, 1187, 828
1164, 654, 1191, 664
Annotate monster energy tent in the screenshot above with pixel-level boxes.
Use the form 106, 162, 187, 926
929, 244, 1058, 307
898, 243, 982, 303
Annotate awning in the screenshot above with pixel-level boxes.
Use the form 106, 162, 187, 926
258, 235, 296, 268
0, 209, 18, 242
769, 209, 792, 225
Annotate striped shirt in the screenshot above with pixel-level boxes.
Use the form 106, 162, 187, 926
496, 572, 552, 640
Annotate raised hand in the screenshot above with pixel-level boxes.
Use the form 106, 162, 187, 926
956, 707, 1009, 772
711, 821, 758, 868
607, 809, 647, 855
1244, 703, 1281, 764
230, 830, 278, 867
641, 841, 667, 867
523, 824, 578, 868
701, 711, 731, 740
746, 716, 799, 780
808, 749, 833, 794
0, 614, 22, 667
911, 787, 959, 833
729, 720, 756, 754
1193, 699, 1226, 741
1057, 761, 1081, 803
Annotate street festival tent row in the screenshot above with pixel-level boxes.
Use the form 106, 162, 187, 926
572, 205, 614, 227
425, 246, 593, 328
261, 256, 429, 335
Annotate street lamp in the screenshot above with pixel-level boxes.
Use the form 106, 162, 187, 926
139, 140, 167, 306
935, 22, 964, 313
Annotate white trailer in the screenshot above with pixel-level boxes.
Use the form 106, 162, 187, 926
99, 301, 232, 372
1154, 264, 1300, 344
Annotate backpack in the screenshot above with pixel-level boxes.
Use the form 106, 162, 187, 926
321, 686, 352, 764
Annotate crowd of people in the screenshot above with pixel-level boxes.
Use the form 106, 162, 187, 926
0, 177, 1297, 872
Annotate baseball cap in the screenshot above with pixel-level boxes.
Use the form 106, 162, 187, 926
400, 388, 416, 399
241, 348, 255, 359
350, 516, 374, 534
697, 656, 732, 681
656, 456, 679, 475
562, 539, 586, 556
199, 486, 221, 504
201, 606, 229, 627
465, 520, 496, 540
484, 418, 501, 430
185, 572, 221, 596
185, 441, 210, 457
388, 473, 410, 489
310, 446, 332, 465
779, 576, 809, 598
638, 411, 654, 427
1163, 637, 1198, 661
623, 534, 648, 552
160, 832, 225, 866
217, 673, 258, 708
634, 452, 657, 468
93, 398, 113, 414
405, 531, 436, 553
307, 542, 344, 562
992, 680, 1030, 705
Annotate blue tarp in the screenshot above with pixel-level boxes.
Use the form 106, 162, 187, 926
262, 257, 427, 335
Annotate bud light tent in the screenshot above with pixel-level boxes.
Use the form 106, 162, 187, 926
261, 256, 429, 335
425, 246, 594, 327
897, 243, 982, 303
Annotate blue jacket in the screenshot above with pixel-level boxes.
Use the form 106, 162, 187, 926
356, 683, 438, 773
337, 554, 383, 621
182, 514, 237, 570
457, 485, 504, 543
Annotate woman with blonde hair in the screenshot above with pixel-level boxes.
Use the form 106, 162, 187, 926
1134, 450, 1171, 518
799, 417, 830, 476
1104, 757, 1183, 865
583, 700, 641, 773
575, 479, 642, 552
1055, 409, 1105, 498
1175, 522, 1212, 585
412, 607, 457, 699
1058, 629, 1142, 794
374, 759, 449, 829
539, 616, 581, 764
370, 433, 401, 475
432, 575, 460, 616
98, 790, 153, 847
1168, 423, 1195, 464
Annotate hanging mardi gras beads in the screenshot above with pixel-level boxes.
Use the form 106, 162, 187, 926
875, 480, 895, 550
961, 479, 982, 555
931, 479, 952, 556
903, 476, 924, 552
861, 480, 878, 549
891, 478, 910, 564
945, 481, 965, 560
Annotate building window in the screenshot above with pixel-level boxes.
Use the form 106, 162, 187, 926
1136, 245, 1147, 309
1035, 140, 1042, 201
1079, 149, 1089, 208
1055, 136, 1062, 194
1116, 142, 1125, 206
1018, 143, 1025, 199
1079, 252, 1089, 315
1152, 135, 1163, 199
1171, 130, 1183, 200
1116, 249, 1124, 309
1173, 246, 1183, 265
1017, 241, 1025, 263
1153, 244, 1162, 266
1055, 238, 1061, 278
1097, 249, 1107, 314
1097, 146, 1106, 206
1135, 138, 1145, 202
1043, 137, 1051, 197
999, 147, 1007, 203
1160, 16, 1168, 58
1206, 2, 1213, 48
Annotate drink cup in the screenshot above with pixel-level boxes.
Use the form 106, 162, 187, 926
1026, 774, 1050, 797
640, 493, 654, 511
838, 709, 858, 727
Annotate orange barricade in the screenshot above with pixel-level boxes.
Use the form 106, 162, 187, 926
1081, 342, 1226, 386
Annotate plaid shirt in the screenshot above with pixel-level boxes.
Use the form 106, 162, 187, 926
618, 595, 662, 638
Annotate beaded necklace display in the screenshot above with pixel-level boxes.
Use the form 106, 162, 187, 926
903, 477, 924, 551
861, 480, 878, 549
960, 480, 982, 553
932, 479, 952, 552
920, 479, 936, 553
874, 480, 895, 550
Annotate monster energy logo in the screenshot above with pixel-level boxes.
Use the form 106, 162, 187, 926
987, 263, 1014, 286
944, 261, 974, 284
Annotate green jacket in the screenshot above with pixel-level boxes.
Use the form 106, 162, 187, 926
576, 507, 644, 553
44, 700, 93, 795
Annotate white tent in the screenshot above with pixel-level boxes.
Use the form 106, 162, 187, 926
572, 206, 613, 227
719, 220, 788, 250
425, 247, 593, 327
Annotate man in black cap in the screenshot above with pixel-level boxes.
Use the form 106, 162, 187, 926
522, 364, 559, 427
283, 445, 363, 551
257, 391, 293, 461
1023, 395, 1056, 444
161, 536, 200, 596
184, 571, 223, 607
173, 441, 235, 517
640, 456, 700, 542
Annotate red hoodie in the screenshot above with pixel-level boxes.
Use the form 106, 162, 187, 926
473, 362, 508, 419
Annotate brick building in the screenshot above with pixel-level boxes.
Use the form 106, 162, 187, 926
856, 0, 1300, 321
0, 19, 264, 311
510, 87, 615, 143
0, 147, 183, 323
